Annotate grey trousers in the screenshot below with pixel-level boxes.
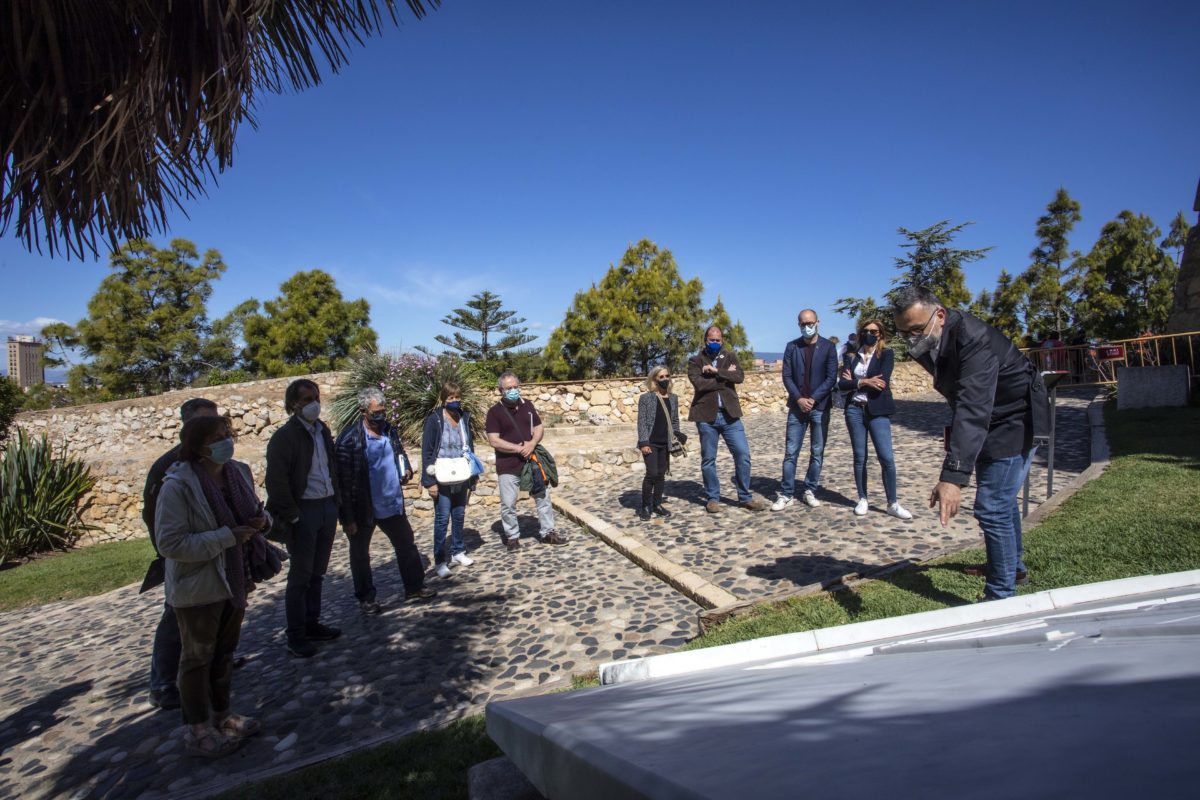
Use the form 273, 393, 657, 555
497, 473, 555, 540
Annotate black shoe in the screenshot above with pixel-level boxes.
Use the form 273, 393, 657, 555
148, 688, 181, 710
306, 623, 342, 641
540, 530, 568, 546
652, 504, 672, 518
359, 600, 383, 615
407, 587, 438, 601
505, 537, 521, 552
637, 506, 652, 521
287, 639, 318, 658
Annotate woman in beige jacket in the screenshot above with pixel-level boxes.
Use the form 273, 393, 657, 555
157, 415, 270, 758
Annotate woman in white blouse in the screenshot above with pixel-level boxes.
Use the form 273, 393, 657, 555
837, 319, 912, 519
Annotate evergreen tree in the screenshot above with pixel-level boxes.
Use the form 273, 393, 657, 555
543, 239, 742, 379
887, 220, 990, 310
242, 270, 377, 376
986, 270, 1025, 342
1021, 188, 1082, 337
707, 295, 754, 366
1072, 211, 1178, 340
72, 238, 225, 395
0, 376, 21, 447
1162, 211, 1191, 264
434, 291, 536, 361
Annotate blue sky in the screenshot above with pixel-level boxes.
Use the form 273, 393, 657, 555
2, 0, 1198, 373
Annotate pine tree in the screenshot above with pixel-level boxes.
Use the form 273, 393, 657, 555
1162, 211, 1191, 264
1021, 188, 1081, 338
434, 291, 536, 361
887, 220, 990, 310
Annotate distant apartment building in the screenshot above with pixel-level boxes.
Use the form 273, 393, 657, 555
6, 335, 45, 388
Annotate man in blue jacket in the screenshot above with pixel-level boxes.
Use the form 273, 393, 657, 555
773, 309, 839, 511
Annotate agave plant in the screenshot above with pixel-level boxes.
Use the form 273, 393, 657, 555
0, 429, 97, 564
330, 350, 490, 445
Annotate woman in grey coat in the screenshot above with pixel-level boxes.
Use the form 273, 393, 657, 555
157, 415, 270, 758
635, 366, 685, 520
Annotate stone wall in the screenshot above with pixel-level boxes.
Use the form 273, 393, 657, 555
13, 362, 933, 546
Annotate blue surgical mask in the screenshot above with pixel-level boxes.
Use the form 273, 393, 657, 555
705, 341, 721, 355
800, 323, 818, 339
445, 401, 462, 412
206, 438, 235, 465
503, 388, 521, 403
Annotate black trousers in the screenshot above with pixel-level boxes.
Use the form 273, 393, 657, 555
641, 444, 670, 508
347, 513, 426, 602
285, 497, 338, 643
149, 601, 181, 693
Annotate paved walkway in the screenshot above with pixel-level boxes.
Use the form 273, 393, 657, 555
0, 390, 1093, 799
559, 391, 1093, 600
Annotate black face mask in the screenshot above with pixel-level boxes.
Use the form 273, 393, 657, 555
657, 379, 671, 390
860, 332, 878, 347
367, 411, 386, 425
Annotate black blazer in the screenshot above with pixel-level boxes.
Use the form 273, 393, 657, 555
781, 335, 838, 412
265, 415, 340, 528
915, 310, 1050, 486
837, 347, 896, 416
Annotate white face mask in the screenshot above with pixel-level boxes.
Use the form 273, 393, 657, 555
300, 400, 321, 422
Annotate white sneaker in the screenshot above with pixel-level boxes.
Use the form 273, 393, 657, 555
802, 490, 821, 508
435, 563, 452, 579
854, 498, 869, 516
451, 552, 474, 567
770, 495, 794, 512
888, 502, 913, 520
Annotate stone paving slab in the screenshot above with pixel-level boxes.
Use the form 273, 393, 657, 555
558, 391, 1094, 600
0, 517, 698, 800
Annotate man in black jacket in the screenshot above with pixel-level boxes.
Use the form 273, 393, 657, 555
335, 387, 436, 615
265, 379, 342, 658
893, 286, 1049, 601
141, 397, 218, 709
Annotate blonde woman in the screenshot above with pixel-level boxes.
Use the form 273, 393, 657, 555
635, 366, 685, 520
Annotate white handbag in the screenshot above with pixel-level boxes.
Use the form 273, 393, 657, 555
430, 417, 472, 485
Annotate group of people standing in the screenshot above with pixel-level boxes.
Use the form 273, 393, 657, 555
636, 287, 1049, 605
140, 373, 567, 757
634, 310, 912, 522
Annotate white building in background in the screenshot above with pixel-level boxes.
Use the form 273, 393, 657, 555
6, 335, 45, 388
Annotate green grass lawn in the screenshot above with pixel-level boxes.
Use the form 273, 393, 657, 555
0, 537, 154, 612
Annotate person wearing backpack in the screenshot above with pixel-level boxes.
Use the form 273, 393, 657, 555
421, 381, 481, 578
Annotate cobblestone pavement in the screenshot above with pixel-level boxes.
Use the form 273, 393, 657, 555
0, 517, 698, 799
559, 390, 1095, 599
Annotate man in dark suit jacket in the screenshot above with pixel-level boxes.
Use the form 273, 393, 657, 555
893, 286, 1050, 601
265, 378, 342, 658
773, 309, 839, 511
687, 325, 765, 512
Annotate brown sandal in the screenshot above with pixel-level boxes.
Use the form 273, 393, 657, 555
215, 712, 261, 739
184, 727, 241, 758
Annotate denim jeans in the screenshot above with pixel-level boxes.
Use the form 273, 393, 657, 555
696, 410, 752, 503
779, 407, 825, 498
433, 482, 470, 563
284, 496, 338, 643
844, 405, 898, 504
348, 513, 426, 600
149, 601, 182, 693
973, 448, 1035, 599
498, 473, 556, 540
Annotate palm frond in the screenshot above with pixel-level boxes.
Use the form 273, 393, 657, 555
1, 1, 440, 259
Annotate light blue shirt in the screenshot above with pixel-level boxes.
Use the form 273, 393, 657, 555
365, 426, 405, 519
299, 417, 335, 500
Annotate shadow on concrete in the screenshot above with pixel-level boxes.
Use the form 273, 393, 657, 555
0, 679, 93, 756
746, 554, 870, 591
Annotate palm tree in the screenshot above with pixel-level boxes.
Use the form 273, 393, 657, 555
0, 1, 439, 259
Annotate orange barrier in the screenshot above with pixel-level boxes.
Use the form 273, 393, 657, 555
1022, 331, 1200, 387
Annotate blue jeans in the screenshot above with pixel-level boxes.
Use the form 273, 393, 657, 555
779, 407, 825, 498
696, 410, 753, 503
844, 405, 898, 504
973, 448, 1035, 600
433, 482, 469, 563
149, 600, 181, 693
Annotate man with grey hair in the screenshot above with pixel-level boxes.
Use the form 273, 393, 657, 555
485, 372, 567, 550
335, 387, 436, 614
893, 286, 1049, 601
142, 396, 219, 710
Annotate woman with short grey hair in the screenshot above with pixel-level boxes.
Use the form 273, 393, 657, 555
635, 366, 685, 521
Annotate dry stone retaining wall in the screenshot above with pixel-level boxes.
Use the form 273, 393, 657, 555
13, 363, 933, 547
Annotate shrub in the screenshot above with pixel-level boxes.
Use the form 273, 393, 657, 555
0, 429, 97, 564
329, 351, 490, 443
0, 376, 22, 446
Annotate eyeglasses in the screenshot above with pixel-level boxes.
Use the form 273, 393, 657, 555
863, 328, 882, 335
895, 309, 937, 338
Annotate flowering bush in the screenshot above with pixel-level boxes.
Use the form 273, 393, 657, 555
330, 350, 490, 445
